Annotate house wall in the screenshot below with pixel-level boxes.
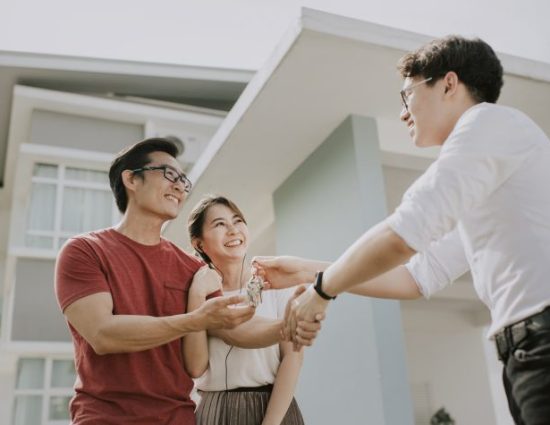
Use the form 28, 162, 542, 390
273, 115, 414, 425
401, 304, 499, 424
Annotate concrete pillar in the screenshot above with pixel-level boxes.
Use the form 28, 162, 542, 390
273, 115, 414, 425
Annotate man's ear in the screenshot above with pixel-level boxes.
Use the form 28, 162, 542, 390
443, 71, 459, 96
121, 169, 138, 194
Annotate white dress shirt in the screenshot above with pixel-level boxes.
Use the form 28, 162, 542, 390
386, 103, 550, 337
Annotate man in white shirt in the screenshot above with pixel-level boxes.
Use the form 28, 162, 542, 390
253, 36, 550, 425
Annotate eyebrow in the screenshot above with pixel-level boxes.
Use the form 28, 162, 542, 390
160, 164, 185, 174
209, 214, 241, 225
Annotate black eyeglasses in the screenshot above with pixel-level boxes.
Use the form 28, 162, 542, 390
400, 77, 433, 112
132, 165, 192, 192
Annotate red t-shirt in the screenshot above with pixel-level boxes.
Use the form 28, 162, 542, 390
55, 228, 203, 424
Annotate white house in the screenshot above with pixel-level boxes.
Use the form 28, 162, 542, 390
1, 8, 549, 425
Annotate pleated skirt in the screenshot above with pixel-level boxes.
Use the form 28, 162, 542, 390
195, 386, 305, 425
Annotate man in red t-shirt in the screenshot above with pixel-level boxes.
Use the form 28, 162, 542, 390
55, 138, 256, 424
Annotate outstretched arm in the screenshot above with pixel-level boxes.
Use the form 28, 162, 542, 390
64, 292, 254, 356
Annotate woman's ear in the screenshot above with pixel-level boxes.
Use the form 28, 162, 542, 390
192, 238, 203, 253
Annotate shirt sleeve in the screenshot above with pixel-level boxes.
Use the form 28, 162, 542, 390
55, 237, 110, 312
386, 106, 540, 252
405, 229, 470, 298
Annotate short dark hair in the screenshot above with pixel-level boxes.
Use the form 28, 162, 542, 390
187, 195, 247, 265
397, 35, 504, 103
109, 137, 179, 213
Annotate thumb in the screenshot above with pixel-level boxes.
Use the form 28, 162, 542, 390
251, 256, 277, 268
293, 285, 307, 297
218, 294, 247, 307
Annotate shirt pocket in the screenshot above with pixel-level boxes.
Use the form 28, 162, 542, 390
163, 282, 189, 316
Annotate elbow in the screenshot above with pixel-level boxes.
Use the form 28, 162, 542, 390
186, 363, 208, 379
188, 368, 206, 379
89, 329, 118, 355
386, 228, 416, 261
90, 339, 110, 355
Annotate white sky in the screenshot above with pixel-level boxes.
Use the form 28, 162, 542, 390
1, 0, 549, 70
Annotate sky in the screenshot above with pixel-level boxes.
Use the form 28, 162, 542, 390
1, 0, 549, 70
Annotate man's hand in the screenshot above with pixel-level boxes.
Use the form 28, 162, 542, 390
284, 285, 329, 350
194, 295, 255, 330
283, 286, 326, 350
252, 256, 316, 289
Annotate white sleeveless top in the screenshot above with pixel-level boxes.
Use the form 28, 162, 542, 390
195, 287, 294, 391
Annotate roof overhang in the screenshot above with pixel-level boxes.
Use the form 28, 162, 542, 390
0, 50, 254, 186
167, 7, 550, 249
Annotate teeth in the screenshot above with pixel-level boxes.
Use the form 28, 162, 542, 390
165, 195, 178, 203
225, 240, 242, 247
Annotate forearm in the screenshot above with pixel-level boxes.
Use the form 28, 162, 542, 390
347, 265, 422, 300
183, 291, 210, 378
91, 312, 202, 355
296, 260, 331, 283
209, 316, 282, 349
323, 222, 415, 296
262, 345, 303, 425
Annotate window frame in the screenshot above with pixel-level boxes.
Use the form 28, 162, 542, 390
12, 355, 75, 425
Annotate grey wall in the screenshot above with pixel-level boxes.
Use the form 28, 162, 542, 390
12, 258, 71, 342
30, 109, 144, 153
273, 115, 413, 425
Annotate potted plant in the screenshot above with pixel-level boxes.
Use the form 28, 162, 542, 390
430, 407, 455, 425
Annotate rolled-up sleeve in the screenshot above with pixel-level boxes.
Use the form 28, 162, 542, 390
405, 229, 469, 298
386, 106, 537, 252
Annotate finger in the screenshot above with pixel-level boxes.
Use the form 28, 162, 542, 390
226, 307, 255, 327
251, 256, 275, 267
219, 294, 247, 306
288, 302, 299, 343
298, 320, 322, 332
314, 312, 326, 322
295, 334, 314, 346
296, 328, 318, 340
293, 285, 307, 297
285, 306, 296, 342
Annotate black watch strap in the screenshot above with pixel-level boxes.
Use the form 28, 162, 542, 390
313, 271, 337, 300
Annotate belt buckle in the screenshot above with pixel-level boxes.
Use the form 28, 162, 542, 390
495, 331, 508, 361
510, 322, 528, 347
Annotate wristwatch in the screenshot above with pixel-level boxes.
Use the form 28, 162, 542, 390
313, 271, 337, 300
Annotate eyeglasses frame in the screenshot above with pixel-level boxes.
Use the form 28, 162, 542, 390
131, 165, 192, 193
400, 77, 433, 112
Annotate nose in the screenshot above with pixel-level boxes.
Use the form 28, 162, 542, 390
226, 222, 238, 234
172, 179, 184, 192
400, 105, 410, 122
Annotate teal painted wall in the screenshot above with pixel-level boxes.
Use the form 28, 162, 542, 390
273, 115, 413, 425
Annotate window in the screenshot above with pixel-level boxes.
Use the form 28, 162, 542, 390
12, 357, 75, 425
25, 163, 118, 250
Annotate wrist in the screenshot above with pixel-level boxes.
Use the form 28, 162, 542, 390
187, 309, 207, 332
313, 271, 337, 300
306, 284, 330, 306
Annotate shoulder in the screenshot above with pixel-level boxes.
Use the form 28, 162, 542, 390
161, 239, 205, 270
444, 103, 545, 155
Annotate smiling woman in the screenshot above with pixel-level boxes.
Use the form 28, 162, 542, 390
184, 195, 305, 425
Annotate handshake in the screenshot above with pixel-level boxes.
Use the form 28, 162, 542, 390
252, 256, 332, 350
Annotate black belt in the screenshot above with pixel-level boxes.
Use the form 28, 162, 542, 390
495, 307, 550, 362
226, 384, 273, 393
